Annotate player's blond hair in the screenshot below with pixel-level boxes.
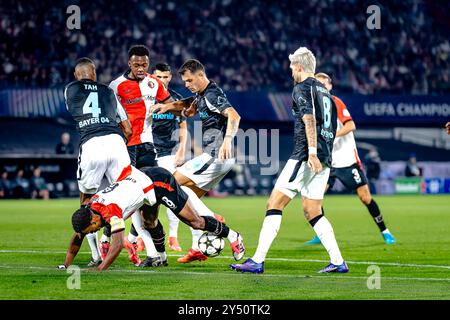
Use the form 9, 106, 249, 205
288, 47, 316, 73
315, 72, 332, 84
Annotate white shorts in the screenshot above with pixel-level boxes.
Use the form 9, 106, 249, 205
176, 153, 235, 191
77, 134, 131, 194
157, 155, 176, 174
274, 159, 330, 200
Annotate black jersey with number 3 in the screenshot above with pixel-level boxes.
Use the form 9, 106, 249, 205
290, 77, 337, 166
64, 79, 125, 146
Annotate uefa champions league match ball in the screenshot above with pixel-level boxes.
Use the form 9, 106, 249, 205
198, 232, 225, 257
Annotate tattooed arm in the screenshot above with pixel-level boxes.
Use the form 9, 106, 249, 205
218, 107, 241, 160
303, 114, 322, 173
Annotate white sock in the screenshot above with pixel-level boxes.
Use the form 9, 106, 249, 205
86, 232, 101, 261
159, 251, 167, 261
132, 212, 158, 257
100, 234, 110, 243
167, 208, 179, 238
191, 228, 203, 251
252, 215, 282, 263
127, 233, 137, 243
382, 228, 390, 234
313, 216, 344, 265
227, 229, 238, 243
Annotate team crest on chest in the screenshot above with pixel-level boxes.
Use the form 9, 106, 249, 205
148, 80, 155, 89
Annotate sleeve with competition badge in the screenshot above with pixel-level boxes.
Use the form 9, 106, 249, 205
204, 86, 232, 114
292, 82, 314, 118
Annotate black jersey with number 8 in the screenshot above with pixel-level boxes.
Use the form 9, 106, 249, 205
290, 77, 337, 166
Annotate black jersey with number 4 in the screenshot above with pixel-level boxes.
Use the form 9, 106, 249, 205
152, 88, 186, 157
290, 77, 337, 166
195, 81, 232, 157
64, 79, 125, 146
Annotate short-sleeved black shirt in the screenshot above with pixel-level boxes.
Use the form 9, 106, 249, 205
152, 88, 186, 157
195, 81, 232, 157
64, 79, 125, 146
290, 77, 337, 166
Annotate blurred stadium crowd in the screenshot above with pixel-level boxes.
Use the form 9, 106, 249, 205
0, 0, 449, 93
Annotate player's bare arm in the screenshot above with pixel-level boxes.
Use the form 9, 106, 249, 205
336, 120, 356, 138
119, 119, 133, 142
175, 121, 188, 167
218, 107, 241, 160
303, 114, 322, 173
60, 232, 85, 268
97, 230, 124, 271
150, 97, 196, 116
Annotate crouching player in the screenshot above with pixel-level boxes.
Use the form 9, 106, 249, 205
58, 165, 245, 271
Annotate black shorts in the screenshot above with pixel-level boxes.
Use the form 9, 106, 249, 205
328, 163, 368, 191
140, 166, 188, 216
127, 143, 157, 169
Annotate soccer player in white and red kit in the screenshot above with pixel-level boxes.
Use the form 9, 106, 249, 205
59, 165, 245, 270
304, 73, 396, 245
106, 45, 175, 264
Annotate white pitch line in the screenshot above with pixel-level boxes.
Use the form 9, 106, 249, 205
1, 249, 449, 270
0, 264, 449, 283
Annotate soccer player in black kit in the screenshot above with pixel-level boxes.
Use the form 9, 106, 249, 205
152, 62, 188, 251
64, 57, 132, 266
231, 47, 348, 274
150, 59, 244, 263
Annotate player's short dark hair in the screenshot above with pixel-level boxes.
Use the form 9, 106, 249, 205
128, 45, 150, 60
75, 57, 95, 69
178, 59, 205, 75
154, 62, 171, 73
71, 206, 93, 233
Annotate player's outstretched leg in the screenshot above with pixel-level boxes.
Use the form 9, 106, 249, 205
177, 187, 245, 262
177, 186, 227, 263
357, 185, 396, 244
303, 199, 348, 273
231, 190, 291, 274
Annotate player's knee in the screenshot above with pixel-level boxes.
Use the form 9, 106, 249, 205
302, 202, 321, 220
358, 189, 372, 204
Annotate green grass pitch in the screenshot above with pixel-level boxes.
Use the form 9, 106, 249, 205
0, 195, 449, 300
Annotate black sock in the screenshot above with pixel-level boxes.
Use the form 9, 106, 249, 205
265, 209, 282, 216
366, 199, 386, 232
203, 216, 230, 238
130, 223, 138, 237
103, 224, 111, 238
308, 214, 324, 227
147, 220, 165, 253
